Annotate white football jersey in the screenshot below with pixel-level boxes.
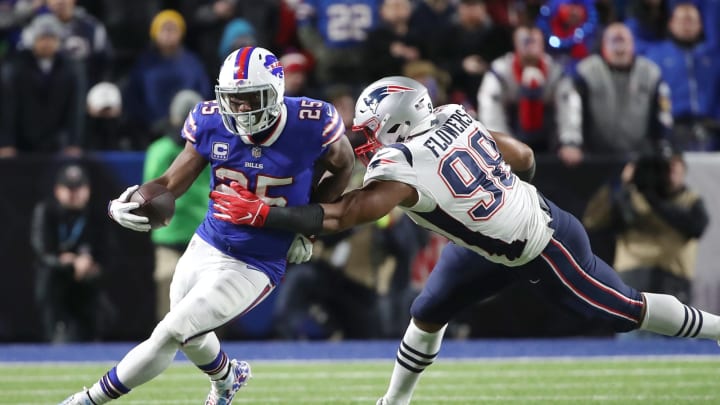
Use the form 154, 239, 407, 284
363, 104, 554, 266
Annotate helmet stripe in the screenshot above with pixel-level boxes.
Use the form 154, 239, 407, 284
235, 46, 255, 80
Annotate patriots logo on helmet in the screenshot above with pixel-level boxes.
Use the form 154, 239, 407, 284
363, 85, 415, 113
264, 55, 284, 79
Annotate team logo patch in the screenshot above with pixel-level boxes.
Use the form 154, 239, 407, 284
264, 55, 284, 79
363, 85, 415, 113
212, 142, 230, 160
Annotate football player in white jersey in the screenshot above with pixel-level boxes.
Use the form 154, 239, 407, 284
211, 76, 720, 405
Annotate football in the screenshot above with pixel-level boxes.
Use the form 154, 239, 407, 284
129, 183, 176, 229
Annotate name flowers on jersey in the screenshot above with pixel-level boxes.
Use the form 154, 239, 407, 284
422, 109, 475, 158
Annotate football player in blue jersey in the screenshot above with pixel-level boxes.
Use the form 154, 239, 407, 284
58, 46, 355, 405
211, 75, 720, 405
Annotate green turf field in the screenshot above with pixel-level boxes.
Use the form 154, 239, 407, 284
1, 358, 719, 404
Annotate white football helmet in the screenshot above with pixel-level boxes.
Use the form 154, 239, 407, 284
216, 46, 285, 135
353, 76, 436, 164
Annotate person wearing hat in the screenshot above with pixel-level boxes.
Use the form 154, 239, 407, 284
30, 162, 110, 342
280, 51, 312, 97
123, 9, 210, 142
45, 0, 113, 86
85, 81, 137, 150
0, 13, 85, 157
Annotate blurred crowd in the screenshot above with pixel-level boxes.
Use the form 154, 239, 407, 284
0, 0, 718, 157
1, 0, 718, 342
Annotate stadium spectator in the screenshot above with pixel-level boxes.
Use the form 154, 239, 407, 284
214, 75, 720, 405
72, 0, 162, 81
0, 0, 43, 58
122, 10, 211, 143
0, 14, 85, 157
402, 59, 451, 106
216, 18, 256, 74
535, 0, 600, 74
624, 0, 670, 55
143, 89, 209, 322
363, 0, 422, 81
45, 0, 113, 85
432, 0, 513, 114
180, 0, 280, 74
556, 23, 672, 167
31, 163, 109, 342
294, 0, 381, 86
280, 51, 312, 97
583, 144, 709, 335
645, 2, 720, 151
477, 25, 565, 152
408, 0, 456, 63
85, 81, 136, 150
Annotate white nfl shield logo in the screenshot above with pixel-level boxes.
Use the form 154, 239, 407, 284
252, 146, 262, 158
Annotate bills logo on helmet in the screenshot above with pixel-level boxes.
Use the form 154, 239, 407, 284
264, 55, 284, 79
363, 85, 415, 113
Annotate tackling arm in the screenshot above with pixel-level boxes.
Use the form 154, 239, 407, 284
214, 179, 417, 235
488, 130, 536, 182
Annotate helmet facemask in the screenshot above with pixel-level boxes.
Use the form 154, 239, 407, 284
215, 83, 281, 135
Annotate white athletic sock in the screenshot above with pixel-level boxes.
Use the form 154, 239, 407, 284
640, 293, 720, 340
181, 333, 230, 380
382, 321, 447, 405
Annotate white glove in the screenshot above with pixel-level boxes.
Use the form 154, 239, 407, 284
108, 185, 151, 232
286, 234, 313, 264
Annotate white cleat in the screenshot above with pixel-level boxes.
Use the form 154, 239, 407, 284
204, 359, 252, 405
58, 390, 94, 405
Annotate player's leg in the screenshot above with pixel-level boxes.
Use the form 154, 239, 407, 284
60, 236, 273, 405
532, 198, 720, 340
172, 237, 272, 405
379, 243, 513, 405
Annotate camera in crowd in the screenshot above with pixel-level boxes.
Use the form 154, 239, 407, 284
631, 142, 679, 198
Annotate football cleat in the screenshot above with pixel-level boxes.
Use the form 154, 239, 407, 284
204, 359, 251, 405
376, 398, 388, 405
58, 390, 94, 405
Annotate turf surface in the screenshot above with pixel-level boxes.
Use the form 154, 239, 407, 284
1, 357, 719, 404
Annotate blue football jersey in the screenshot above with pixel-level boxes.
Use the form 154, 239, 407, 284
298, 0, 380, 49
181, 97, 346, 284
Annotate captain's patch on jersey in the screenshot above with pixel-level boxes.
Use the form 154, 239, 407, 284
212, 142, 230, 160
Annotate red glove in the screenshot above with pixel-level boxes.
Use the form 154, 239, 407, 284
210, 181, 270, 227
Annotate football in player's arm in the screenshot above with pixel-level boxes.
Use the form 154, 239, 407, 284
211, 76, 720, 405
59, 46, 354, 405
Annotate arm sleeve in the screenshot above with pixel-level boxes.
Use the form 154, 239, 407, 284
265, 204, 325, 236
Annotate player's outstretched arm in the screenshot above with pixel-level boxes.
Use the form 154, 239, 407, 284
210, 180, 416, 235
489, 130, 536, 182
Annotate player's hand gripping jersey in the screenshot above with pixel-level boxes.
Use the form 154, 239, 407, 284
183, 97, 345, 284
363, 104, 553, 266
